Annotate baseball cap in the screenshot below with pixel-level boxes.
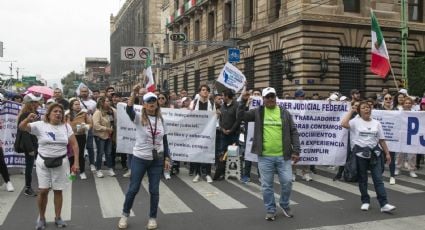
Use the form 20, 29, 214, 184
46, 98, 55, 104
294, 89, 305, 98
23, 93, 42, 103
328, 93, 339, 101
143, 92, 157, 103
398, 89, 408, 95
262, 87, 276, 97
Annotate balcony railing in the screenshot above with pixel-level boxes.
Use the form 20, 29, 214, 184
166, 0, 209, 27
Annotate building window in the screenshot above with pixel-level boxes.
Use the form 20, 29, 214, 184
269, 50, 283, 97
183, 73, 188, 92
208, 11, 215, 40
409, 0, 424, 22
343, 0, 360, 13
223, 2, 232, 40
183, 26, 188, 56
269, 0, 281, 22
174, 0, 179, 11
243, 0, 253, 32
208, 66, 215, 81
173, 75, 178, 93
339, 47, 366, 97
244, 57, 255, 90
194, 20, 200, 51
194, 69, 200, 92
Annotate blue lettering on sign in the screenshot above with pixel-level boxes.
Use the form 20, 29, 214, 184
407, 117, 425, 146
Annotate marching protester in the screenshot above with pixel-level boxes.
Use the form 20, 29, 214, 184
92, 96, 116, 178
118, 85, 171, 229
190, 84, 216, 183
16, 93, 42, 196
53, 88, 70, 110
19, 103, 79, 229
66, 98, 92, 180
238, 87, 300, 221
341, 101, 396, 213
78, 86, 97, 172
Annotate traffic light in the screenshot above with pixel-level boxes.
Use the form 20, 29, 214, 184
169, 33, 187, 42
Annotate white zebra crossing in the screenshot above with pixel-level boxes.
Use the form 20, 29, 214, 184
45, 181, 72, 221
383, 171, 425, 187
311, 174, 377, 198
0, 175, 25, 225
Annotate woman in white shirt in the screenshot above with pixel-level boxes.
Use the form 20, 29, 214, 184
341, 101, 395, 213
19, 103, 79, 230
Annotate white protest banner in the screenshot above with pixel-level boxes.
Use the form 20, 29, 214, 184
217, 62, 246, 92
75, 82, 93, 96
244, 99, 349, 165
0, 101, 26, 167
372, 110, 425, 154
116, 103, 216, 163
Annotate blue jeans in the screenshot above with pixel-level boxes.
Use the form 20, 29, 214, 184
258, 156, 292, 214
86, 129, 95, 165
94, 137, 112, 170
122, 156, 163, 218
388, 152, 396, 177
356, 155, 388, 207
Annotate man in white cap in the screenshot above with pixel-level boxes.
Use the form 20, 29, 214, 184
238, 87, 300, 221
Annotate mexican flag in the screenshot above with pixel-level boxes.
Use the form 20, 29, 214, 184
144, 55, 155, 92
370, 10, 391, 78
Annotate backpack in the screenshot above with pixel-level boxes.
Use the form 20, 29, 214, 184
343, 152, 358, 182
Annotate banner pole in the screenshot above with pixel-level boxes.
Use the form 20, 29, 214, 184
389, 65, 399, 92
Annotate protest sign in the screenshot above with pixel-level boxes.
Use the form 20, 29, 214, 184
217, 62, 246, 92
116, 103, 216, 163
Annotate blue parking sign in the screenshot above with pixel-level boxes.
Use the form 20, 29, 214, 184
228, 48, 240, 63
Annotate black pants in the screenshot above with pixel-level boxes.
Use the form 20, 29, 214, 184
0, 147, 10, 183
76, 134, 87, 173
111, 141, 127, 169
24, 152, 35, 188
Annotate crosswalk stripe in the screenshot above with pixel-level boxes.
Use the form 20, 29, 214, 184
226, 179, 298, 205
383, 172, 425, 187
178, 168, 247, 210
251, 169, 344, 202
141, 179, 193, 214
311, 174, 377, 198
375, 177, 423, 194
0, 175, 25, 226
94, 175, 134, 218
45, 182, 72, 221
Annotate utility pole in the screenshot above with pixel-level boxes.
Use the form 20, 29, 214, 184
401, 0, 408, 89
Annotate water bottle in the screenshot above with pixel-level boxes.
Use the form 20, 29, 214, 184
68, 172, 76, 181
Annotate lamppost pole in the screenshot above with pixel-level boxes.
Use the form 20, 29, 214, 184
401, 0, 408, 89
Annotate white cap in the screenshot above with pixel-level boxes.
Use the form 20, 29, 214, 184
143, 92, 157, 102
23, 93, 42, 103
46, 98, 55, 104
262, 87, 276, 97
399, 88, 408, 95
328, 94, 339, 101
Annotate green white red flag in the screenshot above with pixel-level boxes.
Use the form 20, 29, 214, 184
144, 55, 155, 92
370, 10, 391, 78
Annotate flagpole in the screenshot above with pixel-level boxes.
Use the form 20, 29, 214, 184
388, 64, 399, 91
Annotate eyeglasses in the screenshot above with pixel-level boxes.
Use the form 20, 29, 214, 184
158, 97, 166, 100
264, 94, 276, 99
384, 97, 392, 100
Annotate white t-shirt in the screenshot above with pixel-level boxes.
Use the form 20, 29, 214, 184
29, 121, 73, 157
349, 116, 384, 150
80, 98, 97, 115
132, 112, 165, 160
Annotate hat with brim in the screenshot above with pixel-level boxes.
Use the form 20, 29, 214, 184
23, 93, 42, 103
262, 87, 276, 97
143, 92, 157, 102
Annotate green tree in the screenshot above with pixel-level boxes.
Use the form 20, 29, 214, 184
408, 56, 425, 97
61, 71, 83, 98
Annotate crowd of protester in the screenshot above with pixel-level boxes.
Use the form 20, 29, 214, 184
0, 83, 424, 229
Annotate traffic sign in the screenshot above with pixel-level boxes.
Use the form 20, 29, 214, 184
170, 33, 187, 42
120, 47, 153, 61
228, 48, 240, 63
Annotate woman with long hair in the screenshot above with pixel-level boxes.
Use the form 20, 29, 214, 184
341, 101, 395, 213
16, 93, 42, 196
92, 96, 116, 178
393, 92, 405, 110
157, 92, 170, 108
66, 98, 92, 179
19, 103, 79, 229
118, 85, 171, 229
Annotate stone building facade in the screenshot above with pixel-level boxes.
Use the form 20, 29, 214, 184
162, 0, 425, 98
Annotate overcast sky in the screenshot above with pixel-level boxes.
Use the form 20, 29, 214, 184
0, 0, 125, 88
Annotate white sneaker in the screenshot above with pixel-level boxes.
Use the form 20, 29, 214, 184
380, 204, 396, 213
90, 164, 96, 172
394, 169, 400, 175
206, 175, 213, 183
193, 174, 200, 183
164, 171, 171, 180
96, 170, 104, 178
6, 181, 14, 192
292, 174, 296, 182
147, 218, 157, 230
123, 170, 131, 178
118, 216, 128, 229
302, 173, 312, 182
80, 172, 87, 180
409, 171, 418, 178
360, 203, 370, 211
389, 177, 396, 185
108, 169, 116, 177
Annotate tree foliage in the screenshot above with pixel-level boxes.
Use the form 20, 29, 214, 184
61, 71, 83, 98
408, 56, 425, 97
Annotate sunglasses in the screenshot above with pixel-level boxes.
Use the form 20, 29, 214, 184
384, 97, 392, 100
144, 97, 157, 103
158, 97, 166, 100
264, 94, 276, 99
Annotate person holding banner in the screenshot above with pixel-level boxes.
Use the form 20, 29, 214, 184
118, 85, 171, 230
238, 87, 300, 221
341, 101, 396, 213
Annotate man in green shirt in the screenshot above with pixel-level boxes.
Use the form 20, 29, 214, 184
238, 87, 300, 221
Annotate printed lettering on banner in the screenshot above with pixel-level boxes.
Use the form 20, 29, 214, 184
217, 62, 246, 92
116, 103, 216, 163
